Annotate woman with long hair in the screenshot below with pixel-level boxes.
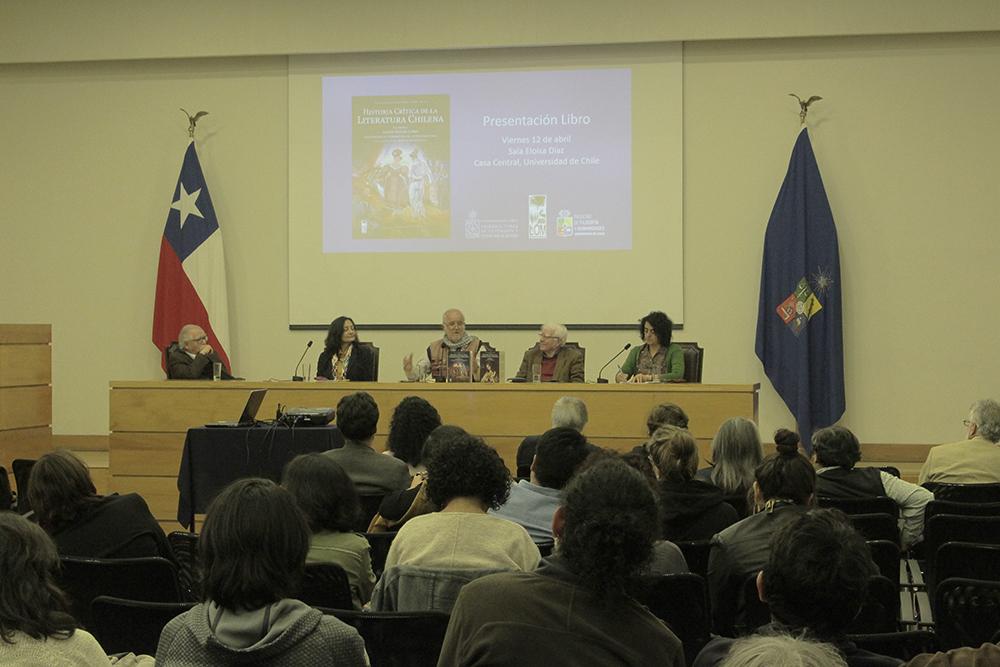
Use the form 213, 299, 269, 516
316, 315, 375, 381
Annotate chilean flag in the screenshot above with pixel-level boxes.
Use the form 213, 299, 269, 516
152, 141, 231, 372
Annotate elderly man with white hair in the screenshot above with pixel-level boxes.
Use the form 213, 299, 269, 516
167, 323, 232, 380
515, 323, 585, 383
919, 398, 1000, 484
402, 308, 480, 382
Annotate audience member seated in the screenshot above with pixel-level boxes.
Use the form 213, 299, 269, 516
438, 459, 685, 666
516, 396, 589, 478
615, 310, 685, 383
813, 425, 933, 549
323, 392, 411, 494
384, 396, 443, 477
316, 315, 375, 381
707, 429, 815, 636
919, 399, 1000, 484
156, 478, 367, 665
649, 425, 739, 541
696, 417, 764, 503
491, 427, 591, 543
0, 512, 113, 666
696, 509, 901, 667
283, 454, 376, 609
369, 424, 461, 532
403, 308, 481, 382
166, 323, 233, 380
712, 633, 848, 667
29, 449, 173, 561
514, 323, 585, 383
904, 643, 1000, 666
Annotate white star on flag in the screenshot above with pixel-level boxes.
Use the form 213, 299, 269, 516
171, 183, 204, 229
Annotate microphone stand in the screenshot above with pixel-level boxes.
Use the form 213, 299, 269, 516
596, 343, 631, 383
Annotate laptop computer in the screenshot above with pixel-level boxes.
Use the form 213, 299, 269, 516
205, 389, 267, 428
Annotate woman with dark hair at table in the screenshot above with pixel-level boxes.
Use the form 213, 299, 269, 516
28, 449, 173, 561
156, 478, 367, 665
283, 454, 376, 609
316, 315, 375, 381
616, 310, 685, 383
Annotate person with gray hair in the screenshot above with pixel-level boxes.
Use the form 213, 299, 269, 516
516, 396, 591, 478
402, 308, 481, 382
515, 323, 585, 383
919, 399, 1000, 484
695, 417, 765, 499
717, 633, 847, 667
166, 323, 232, 379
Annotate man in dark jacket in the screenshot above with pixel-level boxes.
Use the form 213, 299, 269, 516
167, 323, 232, 379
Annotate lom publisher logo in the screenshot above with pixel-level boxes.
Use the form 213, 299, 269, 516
528, 194, 547, 239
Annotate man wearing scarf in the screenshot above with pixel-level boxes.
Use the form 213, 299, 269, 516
403, 308, 481, 382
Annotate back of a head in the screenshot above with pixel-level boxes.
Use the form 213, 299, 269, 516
551, 396, 588, 431
710, 417, 764, 495
0, 512, 76, 643
646, 403, 689, 435
558, 459, 659, 599
971, 399, 1000, 443
755, 430, 815, 505
387, 396, 442, 466
420, 424, 469, 464
424, 434, 511, 510
646, 425, 698, 482
533, 427, 591, 489
763, 508, 876, 638
336, 391, 379, 441
28, 449, 98, 531
200, 478, 310, 611
283, 453, 360, 533
718, 633, 848, 667
811, 425, 861, 469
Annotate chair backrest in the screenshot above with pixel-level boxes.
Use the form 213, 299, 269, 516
932, 542, 1000, 602
0, 466, 12, 511
364, 531, 398, 580
846, 513, 900, 545
630, 573, 711, 664
320, 608, 451, 667
675, 540, 712, 579
674, 342, 704, 383
817, 495, 900, 520
934, 577, 1000, 650
867, 539, 902, 586
298, 563, 354, 610
846, 630, 940, 662
722, 494, 750, 520
163, 341, 179, 378
167, 531, 201, 599
58, 556, 183, 630
923, 515, 1000, 584
357, 341, 379, 381
11, 458, 35, 515
925, 499, 1000, 523
562, 341, 585, 366
357, 493, 387, 532
922, 482, 1000, 503
91, 595, 195, 656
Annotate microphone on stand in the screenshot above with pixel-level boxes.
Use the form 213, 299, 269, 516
291, 340, 313, 381
596, 343, 631, 383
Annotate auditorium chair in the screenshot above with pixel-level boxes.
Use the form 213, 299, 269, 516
357, 341, 380, 381
846, 630, 939, 661
357, 493, 387, 532
630, 573, 711, 666
319, 608, 451, 667
922, 514, 1000, 587
11, 458, 35, 515
91, 595, 195, 656
167, 530, 201, 599
867, 539, 902, 586
297, 563, 354, 610
674, 342, 704, 383
817, 495, 900, 520
364, 530, 398, 580
921, 482, 1000, 503
846, 512, 900, 545
933, 577, 1000, 650
931, 542, 1000, 610
162, 341, 179, 377
561, 341, 585, 366
58, 556, 183, 630
924, 499, 1000, 523
675, 540, 712, 579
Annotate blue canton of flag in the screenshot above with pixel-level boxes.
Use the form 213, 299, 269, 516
755, 128, 845, 447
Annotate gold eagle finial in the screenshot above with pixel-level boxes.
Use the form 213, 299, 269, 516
180, 108, 209, 138
788, 94, 822, 124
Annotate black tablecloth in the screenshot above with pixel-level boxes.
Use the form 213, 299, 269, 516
176, 424, 344, 529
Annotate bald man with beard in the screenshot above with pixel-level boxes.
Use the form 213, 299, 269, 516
403, 308, 481, 382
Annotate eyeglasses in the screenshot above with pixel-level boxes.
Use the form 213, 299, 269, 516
191, 335, 208, 343
963, 419, 973, 427
538, 334, 560, 341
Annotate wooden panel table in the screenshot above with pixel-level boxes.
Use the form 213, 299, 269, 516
110, 380, 759, 530
1, 324, 52, 493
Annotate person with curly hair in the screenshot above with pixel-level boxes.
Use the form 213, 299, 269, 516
438, 459, 685, 666
282, 454, 375, 609
616, 310, 685, 383
0, 512, 111, 665
28, 449, 173, 560
385, 396, 442, 474
379, 434, 540, 573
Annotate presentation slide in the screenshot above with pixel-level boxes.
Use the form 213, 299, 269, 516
288, 44, 683, 327
322, 69, 631, 253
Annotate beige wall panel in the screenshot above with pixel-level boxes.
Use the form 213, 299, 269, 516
52, 434, 109, 451
90, 467, 110, 495
0, 345, 51, 387
0, 427, 51, 466
110, 433, 186, 476
110, 475, 180, 522
0, 325, 51, 344
0, 386, 51, 430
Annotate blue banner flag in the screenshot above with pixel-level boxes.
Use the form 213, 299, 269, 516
755, 128, 845, 446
